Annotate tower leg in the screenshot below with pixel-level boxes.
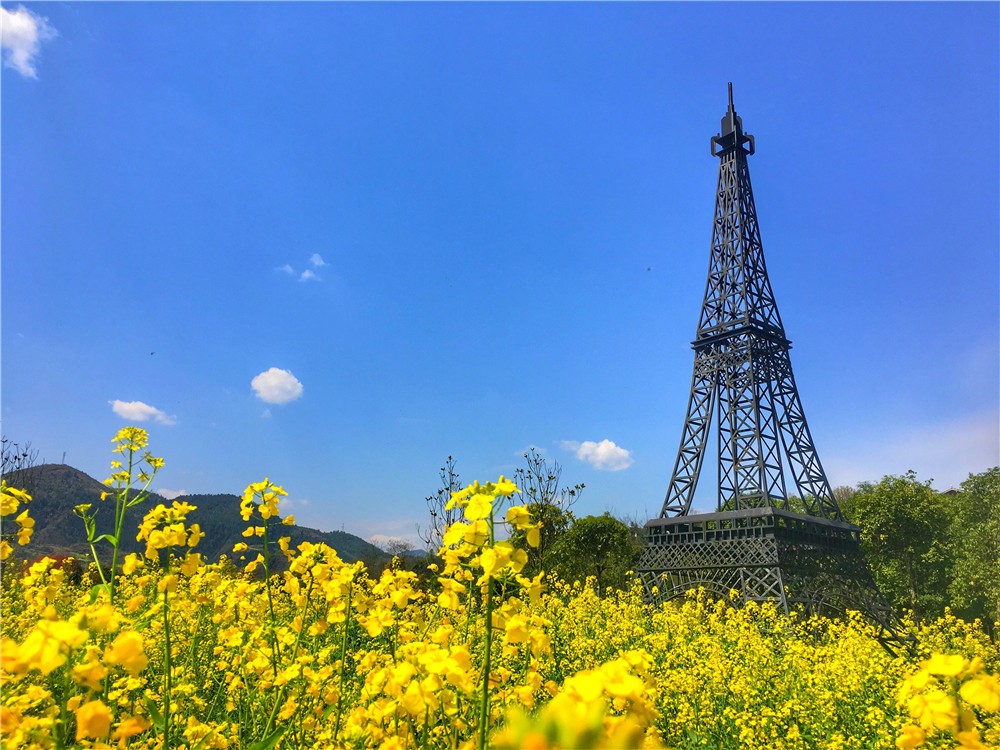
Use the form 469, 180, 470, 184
661, 358, 716, 517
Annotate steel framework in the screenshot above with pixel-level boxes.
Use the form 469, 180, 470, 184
638, 85, 903, 646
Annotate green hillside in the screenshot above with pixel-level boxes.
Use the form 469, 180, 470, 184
3, 464, 388, 566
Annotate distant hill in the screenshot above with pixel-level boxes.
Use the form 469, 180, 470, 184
2, 464, 388, 566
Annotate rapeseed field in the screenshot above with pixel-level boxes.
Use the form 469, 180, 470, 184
1, 429, 997, 749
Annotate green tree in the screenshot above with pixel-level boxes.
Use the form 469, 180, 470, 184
509, 449, 583, 576
947, 467, 1000, 628
846, 471, 952, 622
549, 513, 637, 596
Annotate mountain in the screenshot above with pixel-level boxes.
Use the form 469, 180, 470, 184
2, 464, 388, 566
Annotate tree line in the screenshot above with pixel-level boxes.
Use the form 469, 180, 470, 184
419, 452, 1000, 630
839, 467, 1000, 628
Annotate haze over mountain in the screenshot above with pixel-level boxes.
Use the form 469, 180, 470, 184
2, 464, 388, 565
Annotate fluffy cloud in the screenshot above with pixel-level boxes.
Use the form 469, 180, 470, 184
157, 488, 188, 500
251, 367, 304, 405
110, 400, 177, 425
1, 5, 56, 78
561, 439, 634, 472
277, 254, 328, 281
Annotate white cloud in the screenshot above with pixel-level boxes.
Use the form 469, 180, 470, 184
1, 5, 56, 78
561, 439, 634, 472
110, 399, 177, 425
824, 410, 1000, 491
299, 269, 318, 282
281, 496, 309, 513
354, 518, 424, 550
309, 253, 328, 267
157, 488, 188, 500
276, 264, 294, 275
251, 367, 303, 405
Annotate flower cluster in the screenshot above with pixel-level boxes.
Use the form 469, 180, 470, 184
1, 430, 999, 750
136, 501, 203, 563
0, 481, 34, 561
896, 653, 1000, 749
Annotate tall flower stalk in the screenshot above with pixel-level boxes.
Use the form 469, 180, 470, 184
438, 476, 538, 750
237, 478, 294, 679
74, 427, 163, 601
135, 499, 202, 749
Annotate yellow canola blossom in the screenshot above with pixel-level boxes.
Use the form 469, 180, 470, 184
1, 481, 34, 560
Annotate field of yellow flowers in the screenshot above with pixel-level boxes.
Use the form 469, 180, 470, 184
1, 428, 998, 749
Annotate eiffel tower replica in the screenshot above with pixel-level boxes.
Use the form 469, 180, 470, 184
638, 85, 902, 644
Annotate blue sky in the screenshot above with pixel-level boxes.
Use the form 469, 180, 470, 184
3, 2, 997, 547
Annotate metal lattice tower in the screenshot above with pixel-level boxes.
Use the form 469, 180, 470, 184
638, 85, 903, 645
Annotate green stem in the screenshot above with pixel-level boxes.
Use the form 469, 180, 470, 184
477, 514, 496, 750
262, 579, 314, 737
163, 586, 173, 749
86, 537, 110, 588
261, 521, 280, 678
333, 578, 353, 741
108, 448, 135, 599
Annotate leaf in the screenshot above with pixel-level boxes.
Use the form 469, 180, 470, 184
145, 698, 165, 732
94, 534, 118, 545
247, 727, 286, 750
88, 584, 111, 603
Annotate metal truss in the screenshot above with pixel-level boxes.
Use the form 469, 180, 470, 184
644, 85, 904, 646
637, 511, 907, 650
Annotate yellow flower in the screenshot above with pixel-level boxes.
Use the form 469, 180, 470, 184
0, 481, 30, 516
400, 680, 427, 716
516, 573, 546, 605
187, 523, 205, 547
122, 553, 144, 575
956, 730, 987, 749
479, 548, 500, 578
464, 492, 493, 521
463, 521, 489, 547
104, 631, 149, 675
506, 505, 533, 529
75, 699, 113, 740
504, 615, 531, 644
14, 509, 33, 545
925, 654, 968, 677
79, 602, 121, 633
110, 427, 149, 456
111, 716, 151, 742
448, 480, 479, 509
492, 475, 519, 497
960, 674, 1000, 712
72, 658, 109, 691
179, 552, 202, 576
442, 522, 470, 548
526, 524, 541, 548
0, 706, 20, 735
565, 670, 605, 703
14, 619, 88, 674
